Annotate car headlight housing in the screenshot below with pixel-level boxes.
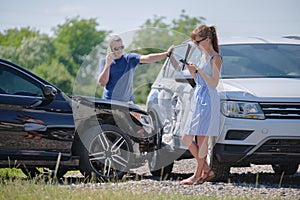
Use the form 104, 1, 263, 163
221, 101, 265, 119
130, 111, 154, 132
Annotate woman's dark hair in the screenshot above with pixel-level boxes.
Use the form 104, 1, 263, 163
190, 25, 220, 53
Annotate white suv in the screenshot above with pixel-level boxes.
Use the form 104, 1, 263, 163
146, 37, 300, 181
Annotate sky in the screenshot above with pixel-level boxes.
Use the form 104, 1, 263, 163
0, 0, 299, 39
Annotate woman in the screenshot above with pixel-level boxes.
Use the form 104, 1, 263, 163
179, 25, 222, 185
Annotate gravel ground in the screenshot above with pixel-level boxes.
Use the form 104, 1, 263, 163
65, 159, 300, 199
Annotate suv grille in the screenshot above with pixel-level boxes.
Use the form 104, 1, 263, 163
260, 103, 300, 119
255, 139, 300, 154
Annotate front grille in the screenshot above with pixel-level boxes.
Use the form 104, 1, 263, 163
255, 139, 300, 154
260, 103, 300, 119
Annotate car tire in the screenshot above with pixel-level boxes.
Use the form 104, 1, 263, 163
211, 157, 230, 182
79, 124, 133, 181
272, 163, 299, 175
148, 148, 174, 179
207, 137, 230, 182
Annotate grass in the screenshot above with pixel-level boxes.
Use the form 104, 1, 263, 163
0, 168, 284, 200
0, 168, 206, 200
0, 179, 208, 200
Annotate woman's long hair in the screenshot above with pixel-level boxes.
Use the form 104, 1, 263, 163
190, 25, 220, 53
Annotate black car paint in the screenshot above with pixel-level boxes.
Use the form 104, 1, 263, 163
0, 58, 154, 171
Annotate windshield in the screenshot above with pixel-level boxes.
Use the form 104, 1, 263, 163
220, 44, 300, 78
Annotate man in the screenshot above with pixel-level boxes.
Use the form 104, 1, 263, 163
98, 35, 173, 102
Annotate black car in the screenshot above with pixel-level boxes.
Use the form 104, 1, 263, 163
0, 58, 156, 180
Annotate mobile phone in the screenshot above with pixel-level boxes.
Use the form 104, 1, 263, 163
179, 58, 188, 65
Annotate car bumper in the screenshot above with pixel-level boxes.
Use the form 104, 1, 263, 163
216, 117, 300, 165
215, 138, 300, 166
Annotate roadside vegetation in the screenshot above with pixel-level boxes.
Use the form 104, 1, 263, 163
1, 181, 202, 200
0, 10, 205, 104
0, 168, 264, 200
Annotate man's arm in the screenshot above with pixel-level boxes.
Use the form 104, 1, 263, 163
140, 45, 174, 64
97, 63, 110, 86
98, 52, 114, 86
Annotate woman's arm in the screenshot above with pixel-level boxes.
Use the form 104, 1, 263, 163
188, 56, 222, 88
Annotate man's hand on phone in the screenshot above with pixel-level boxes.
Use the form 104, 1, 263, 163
106, 52, 114, 66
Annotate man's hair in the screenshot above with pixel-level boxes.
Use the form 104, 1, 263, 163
108, 35, 122, 49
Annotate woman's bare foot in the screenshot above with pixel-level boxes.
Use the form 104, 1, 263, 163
179, 175, 200, 185
195, 169, 215, 185
25, 134, 33, 139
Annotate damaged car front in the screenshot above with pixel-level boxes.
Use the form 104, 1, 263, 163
72, 96, 156, 180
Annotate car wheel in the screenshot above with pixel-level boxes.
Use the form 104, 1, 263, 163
210, 155, 231, 182
272, 163, 299, 175
207, 137, 230, 182
148, 148, 174, 179
79, 124, 133, 181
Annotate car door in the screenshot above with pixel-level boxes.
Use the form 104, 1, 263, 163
0, 63, 74, 161
171, 46, 203, 148
154, 44, 194, 144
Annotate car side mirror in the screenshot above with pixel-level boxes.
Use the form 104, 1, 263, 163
42, 85, 57, 106
174, 73, 196, 88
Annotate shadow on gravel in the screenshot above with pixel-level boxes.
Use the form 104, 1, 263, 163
55, 171, 300, 189
167, 172, 300, 189
226, 172, 300, 188
121, 171, 300, 189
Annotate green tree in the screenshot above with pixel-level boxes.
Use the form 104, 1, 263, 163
129, 9, 205, 54
0, 46, 18, 62
53, 16, 110, 76
0, 12, 205, 102
33, 60, 73, 94
171, 9, 205, 34
0, 27, 44, 64
0, 27, 40, 48
128, 10, 206, 104
16, 35, 55, 69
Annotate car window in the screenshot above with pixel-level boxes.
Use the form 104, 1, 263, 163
166, 43, 192, 76
187, 46, 202, 65
172, 43, 191, 61
220, 44, 300, 78
0, 65, 43, 97
176, 46, 203, 75
163, 60, 176, 78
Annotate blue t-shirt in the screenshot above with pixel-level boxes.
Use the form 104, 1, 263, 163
99, 53, 141, 102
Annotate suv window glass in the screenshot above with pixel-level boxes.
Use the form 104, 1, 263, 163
179, 46, 203, 74
167, 43, 194, 75
188, 47, 202, 66
163, 60, 176, 78
172, 43, 191, 59
220, 44, 300, 78
0, 65, 43, 96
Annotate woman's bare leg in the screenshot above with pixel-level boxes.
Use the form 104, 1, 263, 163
179, 135, 207, 184
195, 136, 208, 178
